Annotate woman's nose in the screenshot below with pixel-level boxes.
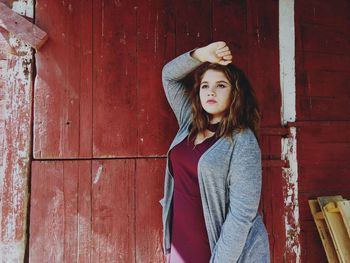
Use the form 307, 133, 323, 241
207, 87, 216, 96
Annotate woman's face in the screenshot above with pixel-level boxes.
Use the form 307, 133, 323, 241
199, 69, 232, 123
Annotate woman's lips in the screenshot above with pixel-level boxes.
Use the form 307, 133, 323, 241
207, 100, 217, 104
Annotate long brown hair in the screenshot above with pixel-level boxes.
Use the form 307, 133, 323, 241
186, 62, 261, 145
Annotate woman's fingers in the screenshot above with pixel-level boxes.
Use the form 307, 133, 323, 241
216, 50, 231, 57
215, 41, 226, 49
218, 59, 232, 65
216, 46, 229, 54
202, 41, 233, 64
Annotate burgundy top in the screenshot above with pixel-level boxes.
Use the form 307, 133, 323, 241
168, 122, 221, 263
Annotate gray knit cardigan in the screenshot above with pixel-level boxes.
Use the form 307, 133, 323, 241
159, 49, 270, 263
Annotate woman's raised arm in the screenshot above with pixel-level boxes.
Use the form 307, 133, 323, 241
161, 41, 233, 127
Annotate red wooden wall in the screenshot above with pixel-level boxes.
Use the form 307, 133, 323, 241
28, 0, 286, 262
0, 0, 347, 262
10, 0, 345, 262
295, 0, 350, 262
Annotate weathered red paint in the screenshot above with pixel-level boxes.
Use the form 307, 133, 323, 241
0, 1, 33, 261
136, 0, 178, 156
0, 2, 48, 50
24, 0, 350, 262
34, 0, 93, 158
30, 159, 165, 262
29, 0, 286, 262
30, 161, 92, 262
135, 159, 165, 262
295, 0, 350, 262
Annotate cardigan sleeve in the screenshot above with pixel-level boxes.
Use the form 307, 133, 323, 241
210, 129, 262, 262
161, 49, 203, 127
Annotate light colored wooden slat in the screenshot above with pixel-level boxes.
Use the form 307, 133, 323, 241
30, 161, 92, 262
338, 200, 350, 239
308, 199, 339, 263
0, 2, 48, 49
318, 196, 350, 263
91, 160, 136, 262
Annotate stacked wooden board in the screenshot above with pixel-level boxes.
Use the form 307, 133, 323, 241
309, 196, 350, 263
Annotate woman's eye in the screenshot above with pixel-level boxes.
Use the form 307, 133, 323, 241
218, 84, 226, 88
200, 85, 208, 89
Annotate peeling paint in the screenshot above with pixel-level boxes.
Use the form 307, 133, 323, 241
279, 0, 300, 261
12, 0, 34, 18
0, 0, 33, 261
281, 128, 301, 262
93, 165, 104, 184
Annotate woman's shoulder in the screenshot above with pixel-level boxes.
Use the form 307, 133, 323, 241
232, 127, 256, 142
231, 127, 260, 151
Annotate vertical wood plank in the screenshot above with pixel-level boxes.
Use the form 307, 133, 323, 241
136, 0, 178, 156
246, 0, 280, 127
135, 158, 165, 262
338, 200, 350, 239
29, 161, 92, 262
77, 161, 92, 263
295, 0, 350, 122
63, 161, 79, 262
175, 0, 212, 55
308, 200, 339, 263
91, 160, 135, 262
30, 162, 65, 262
79, 0, 93, 157
0, 1, 33, 260
318, 196, 350, 262
92, 0, 138, 157
34, 0, 93, 158
212, 0, 248, 70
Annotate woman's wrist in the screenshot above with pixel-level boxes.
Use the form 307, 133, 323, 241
191, 47, 206, 63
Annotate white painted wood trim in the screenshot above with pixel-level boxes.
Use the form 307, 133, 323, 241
279, 0, 296, 125
279, 0, 300, 262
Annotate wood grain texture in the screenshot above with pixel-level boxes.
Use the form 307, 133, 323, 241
297, 123, 350, 193
299, 222, 331, 263
92, 0, 138, 157
30, 160, 140, 262
212, 0, 248, 70
0, 2, 48, 49
29, 161, 92, 262
318, 196, 350, 263
174, 0, 211, 55
30, 161, 66, 262
309, 200, 339, 263
30, 0, 287, 262
34, 0, 93, 158
295, 1, 350, 262
135, 158, 165, 262
91, 160, 135, 262
338, 200, 350, 239
245, 0, 280, 128
136, 0, 178, 156
295, 0, 350, 122
0, 1, 33, 259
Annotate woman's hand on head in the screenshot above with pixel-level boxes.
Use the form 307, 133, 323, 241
192, 41, 233, 65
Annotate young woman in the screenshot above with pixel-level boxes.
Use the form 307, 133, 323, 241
159, 41, 270, 263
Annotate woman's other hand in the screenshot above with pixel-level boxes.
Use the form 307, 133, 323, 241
192, 41, 233, 65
